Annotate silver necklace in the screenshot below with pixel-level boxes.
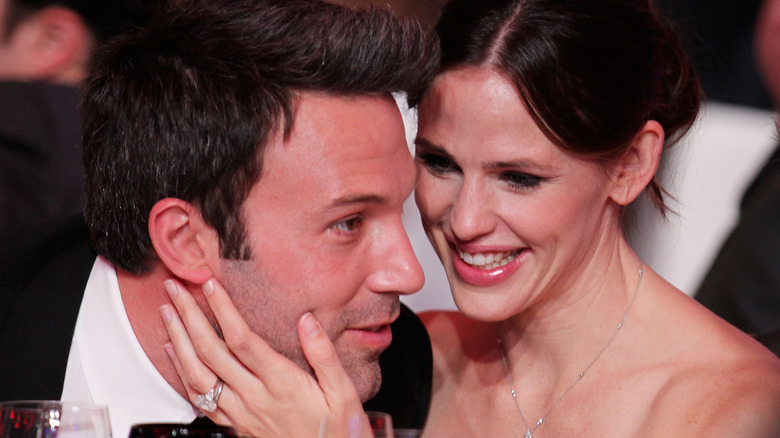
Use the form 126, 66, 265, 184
498, 264, 643, 438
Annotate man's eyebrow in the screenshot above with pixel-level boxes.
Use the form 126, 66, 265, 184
329, 194, 387, 208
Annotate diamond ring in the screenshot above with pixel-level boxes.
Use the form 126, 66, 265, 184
193, 379, 224, 413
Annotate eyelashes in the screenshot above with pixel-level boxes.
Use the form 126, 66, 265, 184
500, 171, 542, 190
417, 152, 458, 176
330, 215, 363, 233
416, 152, 544, 191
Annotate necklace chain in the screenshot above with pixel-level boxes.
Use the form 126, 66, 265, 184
498, 264, 644, 438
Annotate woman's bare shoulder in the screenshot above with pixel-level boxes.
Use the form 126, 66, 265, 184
634, 279, 780, 434
642, 299, 780, 434
641, 354, 780, 436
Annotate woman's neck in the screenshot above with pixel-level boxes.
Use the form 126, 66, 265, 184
496, 239, 644, 378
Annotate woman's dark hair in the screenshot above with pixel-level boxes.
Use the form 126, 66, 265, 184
421, 0, 702, 213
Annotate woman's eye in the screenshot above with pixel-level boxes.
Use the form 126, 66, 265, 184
502, 172, 543, 190
331, 216, 363, 233
418, 153, 458, 176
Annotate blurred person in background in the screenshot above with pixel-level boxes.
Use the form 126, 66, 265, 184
658, 0, 770, 109
0, 0, 149, 233
695, 0, 780, 352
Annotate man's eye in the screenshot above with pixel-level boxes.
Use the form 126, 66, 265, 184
501, 171, 543, 191
418, 153, 459, 176
331, 216, 363, 232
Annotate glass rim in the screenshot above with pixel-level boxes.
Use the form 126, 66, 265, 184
0, 400, 109, 412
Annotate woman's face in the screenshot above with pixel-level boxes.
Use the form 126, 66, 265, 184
414, 67, 619, 321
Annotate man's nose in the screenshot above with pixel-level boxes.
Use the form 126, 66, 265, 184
368, 222, 425, 296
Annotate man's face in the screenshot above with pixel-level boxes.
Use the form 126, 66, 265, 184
0, 0, 22, 79
0, 0, 9, 45
217, 93, 425, 402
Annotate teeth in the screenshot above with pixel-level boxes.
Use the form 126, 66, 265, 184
457, 248, 518, 270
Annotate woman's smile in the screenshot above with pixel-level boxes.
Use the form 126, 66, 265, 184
450, 244, 527, 287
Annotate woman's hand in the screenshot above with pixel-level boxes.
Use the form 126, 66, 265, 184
159, 277, 373, 437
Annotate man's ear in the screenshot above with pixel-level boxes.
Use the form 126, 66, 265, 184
608, 120, 665, 206
148, 198, 220, 284
5, 6, 93, 83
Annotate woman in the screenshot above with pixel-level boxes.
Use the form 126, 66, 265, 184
161, 0, 780, 435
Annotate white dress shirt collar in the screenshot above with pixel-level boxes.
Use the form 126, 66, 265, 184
62, 256, 197, 438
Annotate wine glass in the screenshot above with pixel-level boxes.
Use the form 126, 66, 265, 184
0, 401, 112, 438
365, 411, 393, 438
392, 429, 424, 437
128, 423, 238, 437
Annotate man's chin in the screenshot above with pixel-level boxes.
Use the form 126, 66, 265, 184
348, 360, 383, 403
295, 348, 383, 402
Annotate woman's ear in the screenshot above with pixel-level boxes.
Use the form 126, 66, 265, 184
608, 120, 665, 206
148, 198, 220, 284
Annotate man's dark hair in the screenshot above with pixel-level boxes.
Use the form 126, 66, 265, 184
81, 0, 440, 274
4, 0, 151, 41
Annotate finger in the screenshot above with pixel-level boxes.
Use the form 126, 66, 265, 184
160, 303, 221, 395
162, 341, 232, 425
165, 280, 330, 436
298, 312, 364, 413
201, 277, 296, 375
164, 279, 249, 379
162, 282, 265, 403
160, 308, 234, 424
170, 278, 326, 401
163, 315, 289, 436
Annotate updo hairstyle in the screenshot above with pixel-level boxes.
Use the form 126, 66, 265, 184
425, 0, 702, 214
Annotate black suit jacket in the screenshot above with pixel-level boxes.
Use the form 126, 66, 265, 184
0, 82, 85, 233
695, 145, 780, 342
0, 216, 431, 429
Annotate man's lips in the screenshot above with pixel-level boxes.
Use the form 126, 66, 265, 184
353, 323, 391, 332
345, 323, 393, 349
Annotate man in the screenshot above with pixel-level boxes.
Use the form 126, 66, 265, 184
0, 0, 439, 436
694, 0, 780, 353
0, 0, 149, 232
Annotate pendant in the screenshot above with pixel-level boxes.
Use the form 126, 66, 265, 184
525, 431, 532, 438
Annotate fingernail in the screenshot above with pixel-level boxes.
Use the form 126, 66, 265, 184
301, 312, 322, 337
203, 278, 215, 296
159, 305, 172, 325
163, 342, 177, 362
163, 279, 178, 300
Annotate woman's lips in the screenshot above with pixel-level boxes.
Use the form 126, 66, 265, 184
451, 246, 525, 287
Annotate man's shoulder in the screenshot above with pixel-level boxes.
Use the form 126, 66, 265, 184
0, 215, 97, 400
0, 215, 95, 328
0, 215, 93, 286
